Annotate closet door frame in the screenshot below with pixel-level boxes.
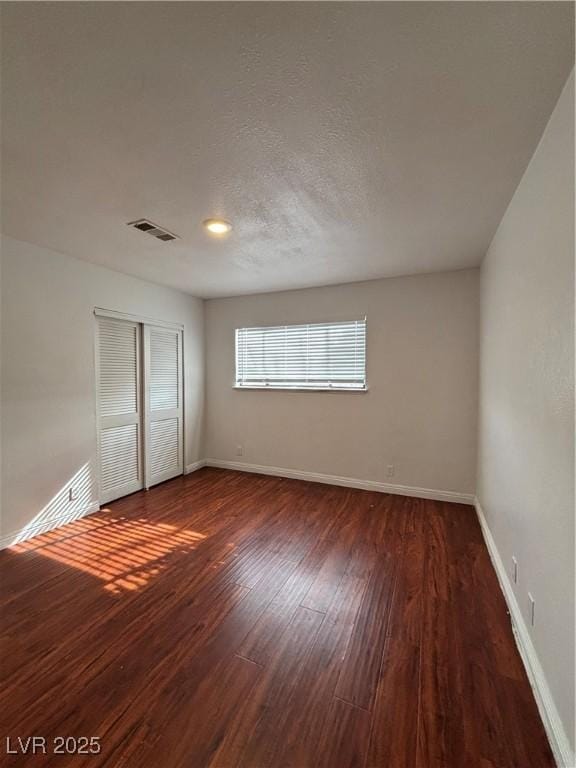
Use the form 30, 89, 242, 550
94, 308, 185, 503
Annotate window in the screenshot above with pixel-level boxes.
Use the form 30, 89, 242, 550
235, 319, 366, 391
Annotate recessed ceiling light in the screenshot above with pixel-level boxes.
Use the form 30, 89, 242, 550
203, 218, 232, 235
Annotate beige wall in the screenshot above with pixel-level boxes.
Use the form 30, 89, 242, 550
205, 269, 479, 497
477, 71, 575, 754
0, 235, 204, 540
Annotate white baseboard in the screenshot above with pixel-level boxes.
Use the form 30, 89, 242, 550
0, 501, 101, 551
474, 498, 574, 768
184, 460, 206, 474
204, 459, 474, 505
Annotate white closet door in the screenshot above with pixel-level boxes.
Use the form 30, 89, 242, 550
143, 325, 184, 488
96, 318, 144, 503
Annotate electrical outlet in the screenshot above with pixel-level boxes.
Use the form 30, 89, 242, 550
512, 556, 518, 584
235, 445, 244, 457
386, 464, 395, 478
68, 487, 77, 502
528, 592, 535, 626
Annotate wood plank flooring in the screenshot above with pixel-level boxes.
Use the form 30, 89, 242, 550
0, 468, 554, 767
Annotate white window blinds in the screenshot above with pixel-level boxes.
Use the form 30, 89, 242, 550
235, 319, 366, 390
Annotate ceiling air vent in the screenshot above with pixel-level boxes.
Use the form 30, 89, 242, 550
127, 219, 179, 242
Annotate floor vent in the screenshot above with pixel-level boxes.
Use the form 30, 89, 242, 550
127, 219, 179, 242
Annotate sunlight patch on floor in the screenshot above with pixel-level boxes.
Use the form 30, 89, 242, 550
10, 515, 206, 594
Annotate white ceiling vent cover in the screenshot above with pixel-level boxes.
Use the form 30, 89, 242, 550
127, 219, 179, 242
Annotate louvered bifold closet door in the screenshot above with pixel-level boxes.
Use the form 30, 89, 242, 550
143, 325, 184, 488
96, 318, 144, 503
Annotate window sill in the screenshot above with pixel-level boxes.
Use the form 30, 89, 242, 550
233, 386, 368, 393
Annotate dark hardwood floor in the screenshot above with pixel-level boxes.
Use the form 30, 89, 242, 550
0, 468, 554, 767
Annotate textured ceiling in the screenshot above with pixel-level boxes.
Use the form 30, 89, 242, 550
1, 2, 574, 298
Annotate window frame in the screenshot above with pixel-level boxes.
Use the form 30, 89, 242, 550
234, 318, 368, 393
